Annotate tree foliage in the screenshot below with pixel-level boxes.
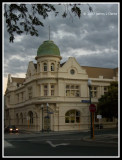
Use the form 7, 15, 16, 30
4, 3, 93, 42
97, 81, 118, 120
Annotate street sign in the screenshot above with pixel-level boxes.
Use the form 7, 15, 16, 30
48, 112, 53, 114
97, 115, 102, 119
81, 100, 90, 103
97, 115, 102, 130
89, 104, 96, 112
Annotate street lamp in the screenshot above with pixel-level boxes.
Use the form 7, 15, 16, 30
46, 103, 49, 132
41, 104, 44, 132
88, 79, 93, 139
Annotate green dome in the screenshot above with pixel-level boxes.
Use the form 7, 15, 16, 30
37, 40, 60, 56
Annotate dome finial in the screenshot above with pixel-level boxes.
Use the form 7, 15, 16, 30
49, 25, 50, 40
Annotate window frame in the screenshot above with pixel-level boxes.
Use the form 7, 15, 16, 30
70, 69, 75, 75
66, 84, 80, 97
65, 110, 80, 123
43, 62, 47, 71
28, 87, 33, 99
51, 84, 55, 96
91, 86, 98, 98
51, 63, 55, 71
44, 84, 48, 96
104, 86, 108, 94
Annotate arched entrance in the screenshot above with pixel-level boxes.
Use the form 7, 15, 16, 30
27, 111, 33, 129
43, 106, 54, 131
16, 113, 19, 125
20, 112, 23, 124
44, 115, 51, 131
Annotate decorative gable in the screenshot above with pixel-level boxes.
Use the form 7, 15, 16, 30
58, 57, 88, 79
26, 61, 36, 78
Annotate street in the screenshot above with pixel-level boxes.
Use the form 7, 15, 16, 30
3, 129, 119, 157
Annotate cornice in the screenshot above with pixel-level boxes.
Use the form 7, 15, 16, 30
35, 55, 62, 60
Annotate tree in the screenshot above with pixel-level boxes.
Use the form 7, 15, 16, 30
4, 3, 93, 42
97, 81, 118, 120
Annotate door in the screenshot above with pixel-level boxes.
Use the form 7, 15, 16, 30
44, 115, 50, 131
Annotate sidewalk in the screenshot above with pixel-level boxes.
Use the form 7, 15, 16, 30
83, 134, 118, 144
20, 129, 88, 135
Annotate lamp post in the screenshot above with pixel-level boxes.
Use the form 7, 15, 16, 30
88, 79, 93, 139
46, 103, 49, 132
41, 104, 44, 132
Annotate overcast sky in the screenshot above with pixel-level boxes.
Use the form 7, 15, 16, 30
3, 2, 119, 92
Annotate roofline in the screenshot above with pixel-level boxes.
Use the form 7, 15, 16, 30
11, 77, 25, 79
82, 66, 118, 70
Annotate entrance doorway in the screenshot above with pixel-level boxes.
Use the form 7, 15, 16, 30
44, 116, 50, 131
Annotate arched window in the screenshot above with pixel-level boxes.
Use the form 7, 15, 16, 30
16, 113, 19, 125
65, 110, 80, 123
28, 111, 33, 124
51, 63, 55, 71
43, 63, 47, 71
20, 113, 23, 124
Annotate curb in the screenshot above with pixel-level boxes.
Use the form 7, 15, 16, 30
82, 134, 118, 144
20, 129, 89, 135
4, 130, 88, 139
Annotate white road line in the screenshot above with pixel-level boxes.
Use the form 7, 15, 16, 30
46, 140, 70, 148
4, 140, 14, 148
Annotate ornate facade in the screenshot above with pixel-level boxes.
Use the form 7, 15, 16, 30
4, 40, 118, 131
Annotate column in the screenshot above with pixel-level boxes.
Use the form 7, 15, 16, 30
40, 84, 43, 96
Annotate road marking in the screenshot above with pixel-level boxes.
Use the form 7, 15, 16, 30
46, 141, 70, 148
5, 138, 81, 142
4, 140, 14, 148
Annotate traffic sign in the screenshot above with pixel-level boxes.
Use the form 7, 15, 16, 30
97, 115, 102, 119
81, 100, 90, 103
89, 104, 96, 112
48, 112, 53, 114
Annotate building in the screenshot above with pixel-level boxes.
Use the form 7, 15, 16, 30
4, 40, 118, 131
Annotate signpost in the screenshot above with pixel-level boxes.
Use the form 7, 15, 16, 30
97, 115, 102, 130
89, 104, 96, 139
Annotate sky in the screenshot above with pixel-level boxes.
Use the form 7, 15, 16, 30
3, 3, 119, 93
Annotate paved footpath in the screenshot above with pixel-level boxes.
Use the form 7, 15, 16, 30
83, 134, 118, 144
